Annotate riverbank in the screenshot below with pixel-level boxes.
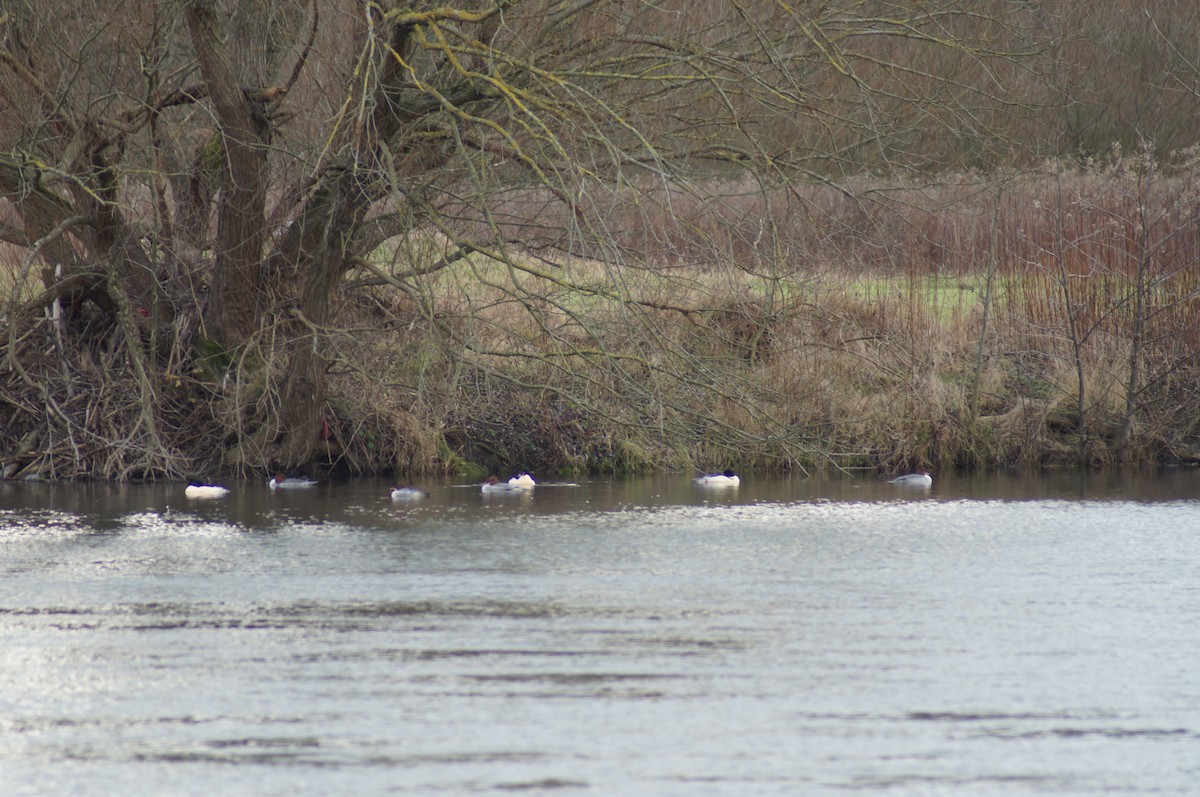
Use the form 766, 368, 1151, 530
335, 167, 1200, 477
4, 166, 1200, 480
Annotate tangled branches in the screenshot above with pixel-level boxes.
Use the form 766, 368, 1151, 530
1, 280, 216, 480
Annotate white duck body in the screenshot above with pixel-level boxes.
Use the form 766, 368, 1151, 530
696, 470, 740, 487
185, 484, 230, 499
508, 472, 536, 489
889, 470, 932, 487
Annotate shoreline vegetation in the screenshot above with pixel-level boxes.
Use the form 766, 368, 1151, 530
6, 161, 1200, 481
5, 2, 1200, 482
354, 162, 1200, 477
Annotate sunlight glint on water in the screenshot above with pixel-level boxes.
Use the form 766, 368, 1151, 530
1, 472, 1198, 796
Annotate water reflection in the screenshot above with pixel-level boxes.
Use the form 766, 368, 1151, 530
6, 468, 1200, 529
2, 471, 1200, 795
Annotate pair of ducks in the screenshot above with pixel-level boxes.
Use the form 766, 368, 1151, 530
478, 472, 536, 494
185, 473, 318, 499
392, 471, 535, 500
697, 469, 933, 488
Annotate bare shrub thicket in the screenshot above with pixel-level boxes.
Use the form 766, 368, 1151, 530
4, 1, 1200, 479
346, 154, 1200, 475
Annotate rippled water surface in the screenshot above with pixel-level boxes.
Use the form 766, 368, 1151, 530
2, 471, 1199, 796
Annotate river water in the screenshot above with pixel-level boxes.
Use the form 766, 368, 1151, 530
1, 470, 1198, 796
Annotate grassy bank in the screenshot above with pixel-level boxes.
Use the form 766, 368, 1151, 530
310, 161, 1200, 477
5, 162, 1200, 479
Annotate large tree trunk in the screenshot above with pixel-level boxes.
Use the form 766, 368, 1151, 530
258, 16, 426, 468
268, 168, 383, 467
184, 0, 269, 349
274, 248, 346, 467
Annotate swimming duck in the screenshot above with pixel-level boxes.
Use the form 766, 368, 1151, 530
390, 485, 431, 500
268, 473, 318, 489
508, 472, 536, 489
481, 475, 521, 493
696, 469, 740, 487
185, 483, 230, 499
889, 470, 932, 487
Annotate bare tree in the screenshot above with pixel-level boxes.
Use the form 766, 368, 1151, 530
1, 1, 1045, 478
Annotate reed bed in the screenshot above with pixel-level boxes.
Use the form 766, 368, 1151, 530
403, 161, 1200, 474
5, 161, 1200, 479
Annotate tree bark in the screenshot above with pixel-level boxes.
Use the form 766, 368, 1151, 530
263, 15, 432, 467
184, 0, 269, 349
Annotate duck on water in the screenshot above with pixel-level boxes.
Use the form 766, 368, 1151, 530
508, 472, 536, 489
888, 470, 932, 488
185, 483, 230, 499
268, 473, 319, 489
482, 474, 536, 493
696, 469, 740, 487
390, 485, 431, 500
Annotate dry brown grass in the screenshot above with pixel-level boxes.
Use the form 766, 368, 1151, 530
373, 161, 1200, 475
6, 160, 1200, 479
